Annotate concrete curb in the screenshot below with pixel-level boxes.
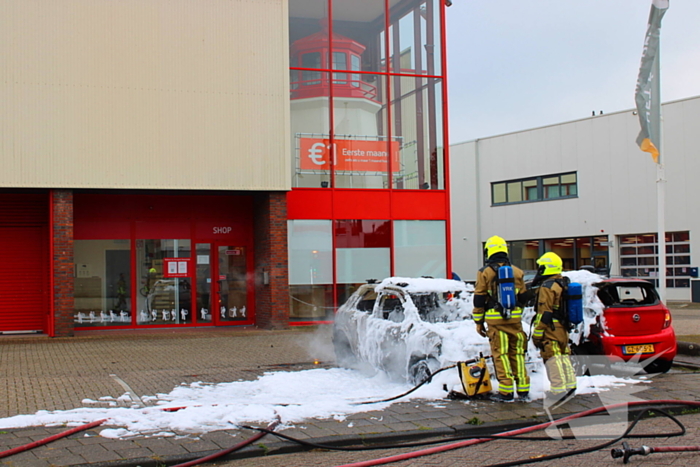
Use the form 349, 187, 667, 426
677, 341, 700, 357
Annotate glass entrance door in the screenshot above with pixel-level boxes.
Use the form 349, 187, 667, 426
214, 245, 249, 324
195, 243, 213, 324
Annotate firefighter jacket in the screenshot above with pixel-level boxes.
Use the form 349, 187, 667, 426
473, 260, 526, 325
532, 275, 565, 340
532, 275, 576, 393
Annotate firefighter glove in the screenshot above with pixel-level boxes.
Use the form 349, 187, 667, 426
518, 288, 536, 307
540, 311, 553, 326
476, 322, 487, 338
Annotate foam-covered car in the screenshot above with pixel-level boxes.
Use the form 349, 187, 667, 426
574, 277, 677, 373
332, 277, 476, 385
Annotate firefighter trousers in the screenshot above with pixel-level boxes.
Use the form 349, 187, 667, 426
539, 324, 577, 394
486, 321, 530, 395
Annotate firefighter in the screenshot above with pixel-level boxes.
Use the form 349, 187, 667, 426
473, 235, 530, 402
531, 252, 577, 402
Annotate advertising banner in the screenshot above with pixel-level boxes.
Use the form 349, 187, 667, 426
299, 138, 400, 172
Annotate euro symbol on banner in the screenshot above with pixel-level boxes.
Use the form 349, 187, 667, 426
308, 143, 327, 166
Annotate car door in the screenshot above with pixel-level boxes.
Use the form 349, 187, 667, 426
372, 290, 409, 378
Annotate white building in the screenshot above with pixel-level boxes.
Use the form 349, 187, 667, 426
450, 95, 700, 301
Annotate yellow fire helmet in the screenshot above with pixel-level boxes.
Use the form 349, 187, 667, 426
536, 252, 563, 275
484, 235, 508, 258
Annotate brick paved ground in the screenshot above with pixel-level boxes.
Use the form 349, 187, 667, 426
0, 314, 699, 467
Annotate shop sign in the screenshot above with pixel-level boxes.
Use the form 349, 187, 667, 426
299, 138, 400, 172
164, 258, 191, 278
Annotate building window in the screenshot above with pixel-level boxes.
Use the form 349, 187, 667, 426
618, 231, 691, 288
492, 172, 577, 205
289, 0, 446, 190
74, 239, 131, 327
503, 236, 609, 275
394, 220, 446, 278
136, 239, 192, 325
335, 220, 391, 307
288, 220, 334, 322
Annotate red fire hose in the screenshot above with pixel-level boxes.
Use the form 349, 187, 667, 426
335, 400, 700, 467
0, 419, 107, 460
611, 441, 700, 463
170, 419, 280, 467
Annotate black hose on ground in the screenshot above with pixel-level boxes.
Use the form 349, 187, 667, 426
353, 364, 456, 405
354, 355, 493, 405
480, 407, 685, 467
241, 405, 685, 455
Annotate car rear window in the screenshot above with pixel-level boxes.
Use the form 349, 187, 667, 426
597, 283, 657, 306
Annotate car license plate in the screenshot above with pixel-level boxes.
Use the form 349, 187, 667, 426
623, 344, 655, 355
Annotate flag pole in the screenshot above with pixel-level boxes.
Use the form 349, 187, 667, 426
635, 0, 668, 302
654, 45, 666, 303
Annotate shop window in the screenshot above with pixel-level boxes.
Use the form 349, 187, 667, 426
136, 239, 192, 325
74, 240, 131, 327
394, 220, 446, 278
288, 220, 334, 321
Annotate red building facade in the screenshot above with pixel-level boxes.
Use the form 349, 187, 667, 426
0, 0, 451, 336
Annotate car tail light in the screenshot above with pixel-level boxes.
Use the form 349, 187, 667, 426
663, 310, 672, 329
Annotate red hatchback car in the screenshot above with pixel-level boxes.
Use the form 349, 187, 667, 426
581, 278, 677, 373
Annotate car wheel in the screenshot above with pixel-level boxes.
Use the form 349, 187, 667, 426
333, 331, 357, 368
408, 357, 438, 386
571, 354, 591, 377
570, 342, 597, 377
643, 358, 673, 374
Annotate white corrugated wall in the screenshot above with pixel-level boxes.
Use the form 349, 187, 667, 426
0, 0, 290, 190
450, 95, 700, 301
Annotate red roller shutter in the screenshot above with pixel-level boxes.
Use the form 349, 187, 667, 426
0, 193, 49, 333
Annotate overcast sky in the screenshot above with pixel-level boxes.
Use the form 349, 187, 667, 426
445, 0, 700, 143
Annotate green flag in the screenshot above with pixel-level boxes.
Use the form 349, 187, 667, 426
634, 0, 669, 163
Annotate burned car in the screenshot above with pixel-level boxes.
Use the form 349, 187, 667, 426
332, 277, 476, 385
570, 277, 677, 374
